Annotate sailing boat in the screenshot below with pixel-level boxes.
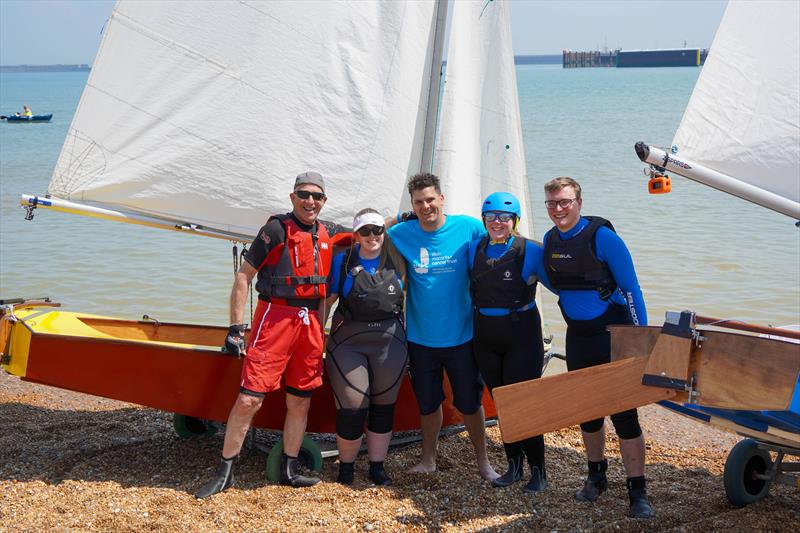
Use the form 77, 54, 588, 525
493, 0, 800, 507
1, 0, 537, 455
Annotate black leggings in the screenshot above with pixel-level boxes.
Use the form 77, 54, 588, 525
564, 303, 642, 439
473, 307, 545, 468
325, 314, 407, 439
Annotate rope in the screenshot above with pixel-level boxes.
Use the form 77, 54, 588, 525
232, 242, 254, 326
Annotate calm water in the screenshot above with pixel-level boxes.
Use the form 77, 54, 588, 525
1, 68, 798, 350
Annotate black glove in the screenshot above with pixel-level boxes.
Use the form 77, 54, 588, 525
223, 324, 246, 356
398, 210, 418, 222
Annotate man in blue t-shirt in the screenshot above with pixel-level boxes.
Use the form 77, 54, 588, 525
388, 173, 499, 482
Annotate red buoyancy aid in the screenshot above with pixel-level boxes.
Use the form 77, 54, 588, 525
255, 215, 334, 302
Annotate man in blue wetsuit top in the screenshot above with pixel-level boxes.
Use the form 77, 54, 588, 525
542, 176, 654, 519
387, 172, 500, 482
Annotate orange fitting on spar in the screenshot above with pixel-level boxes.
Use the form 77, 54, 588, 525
648, 172, 671, 194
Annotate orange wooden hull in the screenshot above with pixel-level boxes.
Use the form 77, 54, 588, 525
1, 305, 496, 432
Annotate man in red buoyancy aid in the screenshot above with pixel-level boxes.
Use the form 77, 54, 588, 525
196, 171, 349, 498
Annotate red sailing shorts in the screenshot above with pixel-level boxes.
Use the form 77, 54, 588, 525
240, 300, 324, 394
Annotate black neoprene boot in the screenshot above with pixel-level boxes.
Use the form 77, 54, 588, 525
522, 464, 547, 493
575, 459, 608, 502
627, 476, 655, 518
280, 453, 321, 487
337, 461, 355, 485
369, 461, 392, 486
492, 454, 524, 488
194, 456, 236, 499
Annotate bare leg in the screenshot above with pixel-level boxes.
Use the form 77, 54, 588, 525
581, 427, 606, 462
463, 407, 500, 481
619, 434, 646, 477
366, 430, 392, 462
222, 393, 265, 458
337, 435, 363, 463
282, 393, 311, 456
409, 406, 442, 473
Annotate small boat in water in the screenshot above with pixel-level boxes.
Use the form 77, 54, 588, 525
2, 114, 53, 123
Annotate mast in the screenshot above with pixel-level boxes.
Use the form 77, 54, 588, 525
420, 0, 449, 173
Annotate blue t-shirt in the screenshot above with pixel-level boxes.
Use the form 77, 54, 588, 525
543, 217, 647, 325
467, 236, 550, 316
388, 214, 484, 347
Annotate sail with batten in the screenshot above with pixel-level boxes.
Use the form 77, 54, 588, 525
434, 0, 533, 233
638, 0, 799, 219
42, 0, 439, 239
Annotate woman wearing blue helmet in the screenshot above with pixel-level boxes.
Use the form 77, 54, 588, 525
468, 191, 550, 493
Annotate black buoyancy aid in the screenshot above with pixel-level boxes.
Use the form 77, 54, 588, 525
543, 216, 617, 299
255, 214, 333, 302
337, 249, 403, 322
470, 236, 537, 309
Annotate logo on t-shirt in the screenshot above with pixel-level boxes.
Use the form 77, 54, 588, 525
414, 247, 429, 274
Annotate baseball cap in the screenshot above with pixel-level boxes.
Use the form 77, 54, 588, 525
294, 171, 325, 193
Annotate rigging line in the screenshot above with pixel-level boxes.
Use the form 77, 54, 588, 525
479, 0, 495, 19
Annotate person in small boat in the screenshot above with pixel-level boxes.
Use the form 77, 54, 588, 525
386, 172, 500, 482
323, 208, 408, 486
468, 192, 550, 493
22, 105, 32, 117
542, 176, 654, 519
195, 171, 350, 498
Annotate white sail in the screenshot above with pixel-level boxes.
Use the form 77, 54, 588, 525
672, 0, 800, 208
47, 0, 439, 237
433, 0, 533, 234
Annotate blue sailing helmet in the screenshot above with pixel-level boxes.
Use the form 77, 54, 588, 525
482, 192, 521, 218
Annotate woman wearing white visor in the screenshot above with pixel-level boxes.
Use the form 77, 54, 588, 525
324, 208, 408, 486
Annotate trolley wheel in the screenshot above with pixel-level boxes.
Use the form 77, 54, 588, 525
172, 413, 217, 439
723, 439, 773, 507
266, 436, 323, 482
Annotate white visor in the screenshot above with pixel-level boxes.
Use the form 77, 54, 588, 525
353, 212, 385, 232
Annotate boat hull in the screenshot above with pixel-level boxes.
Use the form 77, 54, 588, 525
4, 114, 53, 122
1, 303, 496, 432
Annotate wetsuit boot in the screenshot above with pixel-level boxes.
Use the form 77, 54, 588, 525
522, 464, 547, 494
575, 459, 608, 502
337, 461, 355, 485
491, 454, 524, 488
280, 453, 321, 487
369, 461, 392, 486
194, 456, 236, 499
627, 476, 655, 518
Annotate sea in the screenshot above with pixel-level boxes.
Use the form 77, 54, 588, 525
1, 67, 798, 352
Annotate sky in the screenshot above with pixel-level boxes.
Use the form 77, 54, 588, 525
0, 0, 728, 65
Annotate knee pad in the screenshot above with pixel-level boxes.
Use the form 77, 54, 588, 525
367, 403, 395, 434
610, 409, 642, 440
580, 418, 605, 434
336, 408, 368, 440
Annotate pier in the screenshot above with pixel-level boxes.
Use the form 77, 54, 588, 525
563, 48, 708, 68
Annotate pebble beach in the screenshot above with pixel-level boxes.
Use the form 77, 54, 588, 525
2, 369, 798, 532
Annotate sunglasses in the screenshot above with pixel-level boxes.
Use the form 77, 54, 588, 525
294, 190, 326, 201
356, 225, 385, 237
544, 198, 577, 210
483, 212, 515, 223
